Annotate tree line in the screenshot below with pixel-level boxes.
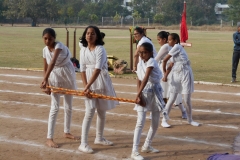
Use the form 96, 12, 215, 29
0, 0, 239, 26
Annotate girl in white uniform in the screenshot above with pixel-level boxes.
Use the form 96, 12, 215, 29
40, 28, 78, 148
133, 27, 157, 72
78, 26, 119, 154
155, 31, 187, 128
133, 27, 158, 120
162, 33, 199, 127
131, 42, 169, 160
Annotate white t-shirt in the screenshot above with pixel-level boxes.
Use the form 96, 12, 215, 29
137, 57, 162, 84
137, 36, 157, 57
168, 44, 189, 63
43, 42, 71, 66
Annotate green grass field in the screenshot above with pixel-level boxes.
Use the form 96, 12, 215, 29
0, 26, 239, 84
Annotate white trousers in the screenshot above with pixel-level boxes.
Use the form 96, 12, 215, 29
47, 93, 73, 139
132, 111, 160, 152
162, 92, 193, 122
81, 107, 106, 146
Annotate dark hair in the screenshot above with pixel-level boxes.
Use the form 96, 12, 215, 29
100, 32, 105, 39
140, 42, 154, 58
157, 31, 169, 40
134, 27, 145, 35
134, 27, 151, 41
169, 33, 180, 44
42, 28, 56, 38
80, 26, 104, 47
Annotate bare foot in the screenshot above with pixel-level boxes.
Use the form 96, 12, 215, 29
64, 133, 80, 140
46, 139, 59, 148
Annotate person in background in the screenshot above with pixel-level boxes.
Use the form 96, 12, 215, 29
155, 31, 187, 128
161, 33, 200, 127
231, 22, 240, 83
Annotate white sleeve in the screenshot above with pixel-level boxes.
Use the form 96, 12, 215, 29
146, 58, 155, 68
155, 44, 169, 62
55, 42, 64, 50
169, 44, 180, 57
95, 46, 106, 69
80, 48, 86, 72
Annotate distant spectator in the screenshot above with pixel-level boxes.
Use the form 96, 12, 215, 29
231, 22, 240, 83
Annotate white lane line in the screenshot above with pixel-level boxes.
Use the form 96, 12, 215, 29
0, 136, 117, 159
0, 114, 231, 148
194, 90, 240, 96
0, 77, 240, 96
0, 100, 239, 130
0, 80, 36, 86
0, 74, 40, 79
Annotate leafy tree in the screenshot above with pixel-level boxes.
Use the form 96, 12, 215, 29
154, 13, 164, 24
161, 0, 182, 25
113, 12, 121, 25
89, 14, 98, 24
224, 0, 240, 24
2, 0, 21, 26
0, 0, 7, 22
132, 0, 157, 18
18, 0, 58, 26
132, 10, 141, 25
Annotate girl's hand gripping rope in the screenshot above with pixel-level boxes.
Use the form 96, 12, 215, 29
83, 88, 93, 99
135, 94, 146, 107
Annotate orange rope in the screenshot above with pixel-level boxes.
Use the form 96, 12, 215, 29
46, 86, 136, 103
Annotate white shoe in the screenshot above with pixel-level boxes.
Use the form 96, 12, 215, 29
94, 138, 113, 146
131, 152, 144, 160
78, 144, 94, 154
141, 145, 160, 153
161, 120, 171, 128
162, 111, 169, 121
189, 121, 200, 126
182, 111, 187, 119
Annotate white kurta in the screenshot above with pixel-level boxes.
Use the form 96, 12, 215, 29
134, 58, 165, 112
168, 44, 194, 94
43, 42, 76, 90
80, 45, 119, 111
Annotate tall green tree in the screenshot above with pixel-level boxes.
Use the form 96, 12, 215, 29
18, 0, 59, 26
132, 0, 157, 18
0, 0, 6, 22
160, 0, 182, 25
224, 0, 240, 24
2, 0, 21, 26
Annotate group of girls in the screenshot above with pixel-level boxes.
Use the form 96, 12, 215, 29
130, 27, 200, 160
40, 26, 199, 160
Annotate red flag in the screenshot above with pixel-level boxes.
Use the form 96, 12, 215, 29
180, 1, 188, 43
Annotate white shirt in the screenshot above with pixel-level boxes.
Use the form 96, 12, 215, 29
168, 44, 189, 63
137, 36, 157, 57
137, 58, 162, 84
43, 42, 71, 66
